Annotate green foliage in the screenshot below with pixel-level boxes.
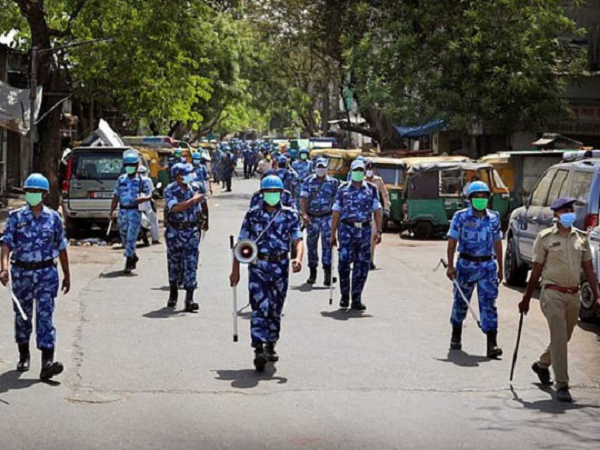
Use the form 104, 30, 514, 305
345, 0, 587, 133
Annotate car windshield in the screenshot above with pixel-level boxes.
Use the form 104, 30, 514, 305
74, 153, 123, 180
375, 166, 401, 185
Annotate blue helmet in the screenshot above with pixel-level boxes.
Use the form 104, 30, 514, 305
123, 149, 139, 164
24, 173, 50, 191
278, 155, 288, 164
261, 175, 284, 190
299, 148, 310, 156
171, 163, 192, 178
192, 152, 202, 161
467, 180, 490, 198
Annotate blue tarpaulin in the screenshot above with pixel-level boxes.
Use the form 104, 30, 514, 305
394, 119, 444, 138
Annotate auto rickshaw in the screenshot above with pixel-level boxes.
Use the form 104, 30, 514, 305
370, 155, 472, 229
403, 161, 510, 239
310, 149, 363, 181
137, 148, 161, 183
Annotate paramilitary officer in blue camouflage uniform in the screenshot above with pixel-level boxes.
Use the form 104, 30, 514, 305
446, 181, 503, 358
292, 148, 313, 210
301, 158, 339, 286
168, 148, 187, 181
331, 159, 382, 311
1, 173, 70, 380
164, 163, 208, 312
230, 175, 304, 372
192, 151, 212, 194
110, 150, 152, 274
276, 155, 299, 197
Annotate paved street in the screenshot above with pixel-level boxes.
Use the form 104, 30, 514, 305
1, 177, 599, 450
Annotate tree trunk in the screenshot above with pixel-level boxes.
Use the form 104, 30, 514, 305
16, 0, 67, 209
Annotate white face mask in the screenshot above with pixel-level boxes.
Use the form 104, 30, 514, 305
366, 170, 374, 178
315, 167, 327, 177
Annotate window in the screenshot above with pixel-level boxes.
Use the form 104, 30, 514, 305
530, 170, 555, 207
440, 169, 462, 197
374, 166, 401, 185
546, 170, 569, 206
75, 154, 123, 181
569, 171, 594, 202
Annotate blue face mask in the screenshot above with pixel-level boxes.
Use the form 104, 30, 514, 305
182, 174, 193, 184
559, 212, 576, 228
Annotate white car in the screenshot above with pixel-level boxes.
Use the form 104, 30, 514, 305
582, 226, 600, 321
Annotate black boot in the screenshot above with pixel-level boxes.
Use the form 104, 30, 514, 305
253, 344, 267, 372
185, 289, 199, 312
323, 267, 332, 287
450, 326, 462, 350
131, 254, 139, 269
307, 266, 317, 284
351, 301, 367, 311
17, 343, 30, 372
40, 349, 64, 381
266, 343, 279, 362
167, 285, 178, 308
123, 257, 132, 274
340, 294, 350, 308
486, 331, 503, 359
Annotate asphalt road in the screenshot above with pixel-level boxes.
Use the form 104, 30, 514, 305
1, 177, 599, 450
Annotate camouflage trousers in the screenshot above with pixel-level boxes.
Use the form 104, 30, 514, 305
248, 260, 289, 347
118, 209, 141, 258
307, 215, 333, 268
11, 265, 59, 350
338, 223, 372, 303
451, 258, 499, 333
165, 226, 200, 290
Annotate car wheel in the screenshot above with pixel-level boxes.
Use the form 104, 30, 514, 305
504, 237, 527, 286
579, 279, 599, 322
413, 222, 433, 240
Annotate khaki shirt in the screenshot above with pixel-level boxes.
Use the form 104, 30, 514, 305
367, 176, 391, 211
532, 225, 592, 288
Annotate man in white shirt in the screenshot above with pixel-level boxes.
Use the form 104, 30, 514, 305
138, 166, 160, 244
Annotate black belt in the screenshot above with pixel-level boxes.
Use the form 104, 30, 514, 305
14, 259, 55, 270
120, 205, 139, 210
342, 220, 371, 229
256, 253, 289, 263
459, 253, 494, 263
168, 222, 197, 230
308, 211, 332, 218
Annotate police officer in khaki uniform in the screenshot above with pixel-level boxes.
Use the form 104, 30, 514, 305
519, 197, 600, 402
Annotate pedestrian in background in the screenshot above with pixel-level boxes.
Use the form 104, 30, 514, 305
301, 158, 339, 286
331, 159, 383, 310
164, 163, 208, 312
110, 150, 152, 274
137, 166, 160, 245
1, 173, 70, 381
365, 160, 390, 270
446, 181, 503, 358
519, 197, 600, 402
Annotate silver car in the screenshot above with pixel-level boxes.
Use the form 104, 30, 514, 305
61, 147, 148, 235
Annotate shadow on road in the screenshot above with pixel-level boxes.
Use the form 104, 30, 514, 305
577, 321, 600, 343
509, 386, 600, 415
0, 370, 52, 397
212, 366, 288, 389
291, 284, 329, 292
99, 270, 137, 279
150, 286, 171, 292
143, 307, 187, 319
320, 309, 373, 320
435, 349, 491, 367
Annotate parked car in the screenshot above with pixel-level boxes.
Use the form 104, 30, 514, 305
61, 147, 149, 236
504, 150, 600, 321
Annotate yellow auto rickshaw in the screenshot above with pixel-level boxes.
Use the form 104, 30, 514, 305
310, 149, 363, 181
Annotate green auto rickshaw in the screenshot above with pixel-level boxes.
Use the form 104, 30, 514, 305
370, 155, 472, 230
403, 161, 510, 239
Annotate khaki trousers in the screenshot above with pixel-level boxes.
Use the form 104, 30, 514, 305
537, 288, 580, 388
